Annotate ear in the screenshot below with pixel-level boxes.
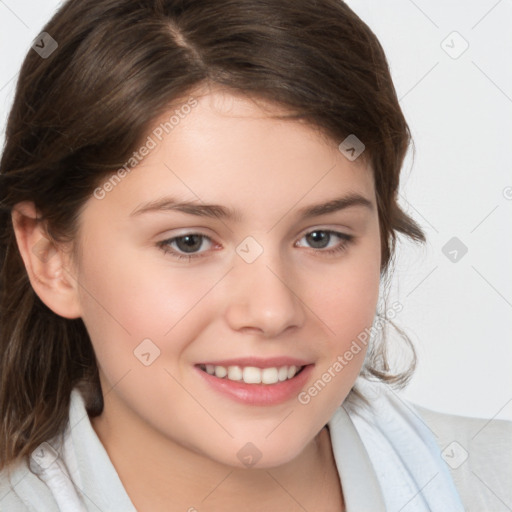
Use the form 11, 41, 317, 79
11, 201, 82, 319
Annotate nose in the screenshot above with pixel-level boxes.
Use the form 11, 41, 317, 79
223, 249, 306, 338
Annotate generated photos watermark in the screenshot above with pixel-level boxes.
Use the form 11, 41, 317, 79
297, 301, 403, 405
93, 97, 198, 200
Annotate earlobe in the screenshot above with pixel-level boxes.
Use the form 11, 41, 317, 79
11, 201, 82, 319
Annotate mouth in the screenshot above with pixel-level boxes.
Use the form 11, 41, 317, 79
197, 363, 307, 385
194, 361, 314, 406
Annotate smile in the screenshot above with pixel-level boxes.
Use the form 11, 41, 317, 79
194, 362, 314, 406
198, 364, 305, 385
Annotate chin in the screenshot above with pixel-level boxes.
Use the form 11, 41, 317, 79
217, 430, 317, 471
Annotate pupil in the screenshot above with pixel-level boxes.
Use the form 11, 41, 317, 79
177, 235, 202, 253
307, 231, 329, 249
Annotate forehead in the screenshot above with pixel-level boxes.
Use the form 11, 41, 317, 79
146, 89, 371, 180
154, 86, 369, 160
83, 88, 375, 226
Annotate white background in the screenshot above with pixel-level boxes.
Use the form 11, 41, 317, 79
1, 0, 511, 421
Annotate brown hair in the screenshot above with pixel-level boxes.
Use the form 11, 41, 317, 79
0, 0, 425, 471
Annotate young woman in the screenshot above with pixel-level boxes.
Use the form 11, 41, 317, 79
0, 1, 510, 511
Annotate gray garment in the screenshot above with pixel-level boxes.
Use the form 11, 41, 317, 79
413, 404, 512, 512
0, 386, 510, 511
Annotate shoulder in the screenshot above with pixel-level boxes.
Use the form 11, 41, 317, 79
0, 394, 80, 511
344, 378, 512, 511
411, 402, 512, 512
0, 460, 36, 511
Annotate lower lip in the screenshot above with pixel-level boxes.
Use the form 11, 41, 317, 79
194, 365, 314, 406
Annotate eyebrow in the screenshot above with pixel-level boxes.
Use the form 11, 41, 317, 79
130, 192, 373, 221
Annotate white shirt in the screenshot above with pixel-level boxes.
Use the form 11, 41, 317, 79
1, 377, 511, 511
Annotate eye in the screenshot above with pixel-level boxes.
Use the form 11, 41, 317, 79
157, 229, 354, 262
157, 233, 215, 261
295, 229, 354, 256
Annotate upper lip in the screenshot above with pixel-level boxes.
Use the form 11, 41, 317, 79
196, 357, 313, 369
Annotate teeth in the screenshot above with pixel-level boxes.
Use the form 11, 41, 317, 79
214, 366, 227, 378
261, 367, 278, 384
201, 364, 303, 384
287, 365, 297, 379
243, 366, 261, 384
278, 366, 288, 381
227, 366, 243, 381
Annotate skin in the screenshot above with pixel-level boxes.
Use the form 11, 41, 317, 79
12, 85, 382, 511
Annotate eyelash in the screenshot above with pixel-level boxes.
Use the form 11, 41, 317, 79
156, 230, 354, 262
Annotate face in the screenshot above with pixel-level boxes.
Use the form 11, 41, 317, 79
70, 87, 381, 469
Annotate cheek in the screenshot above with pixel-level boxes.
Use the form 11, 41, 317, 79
79, 244, 217, 341
294, 249, 380, 420
323, 265, 380, 339
297, 238, 381, 407
75, 242, 224, 373
306, 238, 381, 343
